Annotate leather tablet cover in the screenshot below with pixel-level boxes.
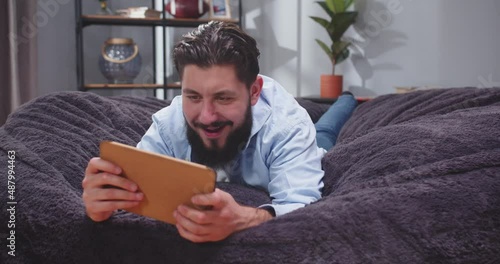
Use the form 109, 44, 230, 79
99, 141, 216, 224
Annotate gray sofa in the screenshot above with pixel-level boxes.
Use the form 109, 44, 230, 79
1, 88, 499, 263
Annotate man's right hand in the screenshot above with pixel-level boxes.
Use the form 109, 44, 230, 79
82, 157, 143, 222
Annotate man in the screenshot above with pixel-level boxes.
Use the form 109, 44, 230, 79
82, 21, 357, 243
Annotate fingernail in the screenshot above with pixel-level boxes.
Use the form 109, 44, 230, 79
115, 167, 121, 174
136, 193, 143, 200
131, 184, 138, 192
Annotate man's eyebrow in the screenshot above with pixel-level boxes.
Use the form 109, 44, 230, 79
182, 88, 199, 94
214, 90, 237, 97
182, 88, 238, 97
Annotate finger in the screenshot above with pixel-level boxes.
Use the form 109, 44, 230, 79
83, 172, 139, 192
91, 188, 143, 202
89, 200, 141, 214
86, 211, 113, 222
177, 205, 213, 225
97, 172, 139, 192
175, 222, 206, 243
191, 188, 224, 208
174, 210, 210, 239
85, 157, 122, 175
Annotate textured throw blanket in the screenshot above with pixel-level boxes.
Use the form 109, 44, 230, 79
1, 88, 499, 263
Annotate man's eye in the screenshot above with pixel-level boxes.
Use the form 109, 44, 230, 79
217, 97, 232, 102
187, 95, 201, 101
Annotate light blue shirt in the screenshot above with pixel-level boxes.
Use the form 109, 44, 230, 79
137, 75, 325, 216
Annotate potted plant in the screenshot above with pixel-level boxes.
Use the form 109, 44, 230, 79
310, 0, 358, 98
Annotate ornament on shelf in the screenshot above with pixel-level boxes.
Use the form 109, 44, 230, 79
96, 0, 113, 15
165, 0, 209, 19
98, 38, 142, 84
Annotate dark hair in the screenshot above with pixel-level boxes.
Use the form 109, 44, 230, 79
173, 21, 260, 88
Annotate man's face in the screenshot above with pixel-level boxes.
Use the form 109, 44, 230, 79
182, 65, 262, 168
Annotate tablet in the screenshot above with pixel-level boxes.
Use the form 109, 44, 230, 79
99, 141, 216, 224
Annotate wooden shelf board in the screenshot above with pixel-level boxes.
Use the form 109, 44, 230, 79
84, 83, 181, 89
81, 15, 239, 27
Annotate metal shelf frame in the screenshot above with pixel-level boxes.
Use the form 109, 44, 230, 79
75, 0, 242, 98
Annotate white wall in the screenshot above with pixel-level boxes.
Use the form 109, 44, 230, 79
244, 0, 301, 96
246, 0, 500, 97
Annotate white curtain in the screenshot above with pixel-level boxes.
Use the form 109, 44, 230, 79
0, 0, 37, 125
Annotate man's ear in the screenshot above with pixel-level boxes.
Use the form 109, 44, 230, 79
250, 76, 263, 106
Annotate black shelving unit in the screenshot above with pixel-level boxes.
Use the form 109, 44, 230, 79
75, 0, 242, 98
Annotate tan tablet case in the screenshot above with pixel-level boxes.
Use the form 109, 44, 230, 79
99, 141, 216, 224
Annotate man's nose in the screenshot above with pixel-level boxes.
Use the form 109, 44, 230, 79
199, 101, 218, 125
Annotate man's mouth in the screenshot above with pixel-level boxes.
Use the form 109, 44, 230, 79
202, 125, 225, 138
194, 121, 233, 139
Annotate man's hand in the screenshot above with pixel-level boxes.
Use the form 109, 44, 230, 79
82, 157, 143, 222
173, 188, 273, 243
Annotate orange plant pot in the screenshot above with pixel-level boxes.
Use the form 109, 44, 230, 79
320, 75, 343, 98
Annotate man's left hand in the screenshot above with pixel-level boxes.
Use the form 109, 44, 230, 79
173, 188, 273, 243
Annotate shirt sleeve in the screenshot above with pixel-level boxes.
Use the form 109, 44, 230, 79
260, 119, 325, 217
136, 112, 174, 157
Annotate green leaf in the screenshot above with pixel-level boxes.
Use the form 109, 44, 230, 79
326, 0, 347, 13
332, 41, 350, 55
311, 0, 357, 67
325, 0, 336, 13
331, 41, 350, 64
329, 11, 358, 41
335, 48, 350, 65
316, 1, 334, 18
310, 16, 330, 29
333, 0, 345, 12
315, 39, 333, 60
344, 0, 354, 10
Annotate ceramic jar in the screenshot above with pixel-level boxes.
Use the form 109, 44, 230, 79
165, 0, 209, 18
99, 38, 142, 84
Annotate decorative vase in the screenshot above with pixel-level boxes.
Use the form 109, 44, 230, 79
165, 0, 209, 18
99, 38, 142, 84
320, 75, 343, 98
96, 0, 113, 15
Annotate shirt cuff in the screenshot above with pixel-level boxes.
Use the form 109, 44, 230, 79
258, 203, 305, 217
259, 206, 276, 217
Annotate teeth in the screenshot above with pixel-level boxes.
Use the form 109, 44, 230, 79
206, 127, 221, 132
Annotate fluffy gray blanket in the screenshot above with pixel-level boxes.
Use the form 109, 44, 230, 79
1, 88, 499, 263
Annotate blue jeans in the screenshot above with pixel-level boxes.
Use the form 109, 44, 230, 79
315, 94, 358, 151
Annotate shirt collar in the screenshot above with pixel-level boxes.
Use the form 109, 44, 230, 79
246, 94, 271, 149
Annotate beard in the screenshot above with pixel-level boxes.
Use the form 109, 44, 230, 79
186, 104, 252, 170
